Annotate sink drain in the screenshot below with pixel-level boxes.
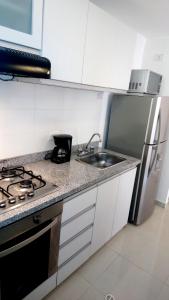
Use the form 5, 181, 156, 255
105, 294, 115, 300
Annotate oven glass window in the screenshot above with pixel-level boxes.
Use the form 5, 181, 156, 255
0, 230, 50, 300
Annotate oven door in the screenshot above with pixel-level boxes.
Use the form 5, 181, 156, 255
0, 215, 61, 300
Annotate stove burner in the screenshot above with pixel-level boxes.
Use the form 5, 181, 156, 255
0, 165, 54, 215
2, 169, 17, 179
20, 180, 32, 189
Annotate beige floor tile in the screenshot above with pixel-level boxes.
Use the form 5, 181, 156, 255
78, 286, 105, 300
45, 272, 90, 300
165, 275, 169, 287
156, 285, 169, 300
93, 255, 163, 300
107, 209, 169, 282
77, 244, 118, 284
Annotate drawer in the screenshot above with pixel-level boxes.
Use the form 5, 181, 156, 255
62, 188, 97, 223
60, 207, 95, 245
58, 226, 93, 267
57, 244, 91, 285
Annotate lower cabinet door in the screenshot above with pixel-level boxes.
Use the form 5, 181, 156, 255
60, 207, 95, 245
58, 226, 93, 267
91, 176, 119, 255
57, 244, 91, 285
112, 168, 136, 237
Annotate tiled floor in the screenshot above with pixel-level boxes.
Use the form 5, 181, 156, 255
46, 205, 169, 300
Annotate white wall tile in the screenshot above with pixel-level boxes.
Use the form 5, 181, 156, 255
0, 81, 105, 159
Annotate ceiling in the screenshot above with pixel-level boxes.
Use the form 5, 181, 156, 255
91, 0, 169, 38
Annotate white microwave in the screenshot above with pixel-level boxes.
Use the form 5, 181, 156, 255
128, 69, 162, 95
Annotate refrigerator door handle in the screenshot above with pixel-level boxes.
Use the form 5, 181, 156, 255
156, 153, 162, 170
155, 110, 161, 144
148, 145, 158, 177
158, 110, 162, 144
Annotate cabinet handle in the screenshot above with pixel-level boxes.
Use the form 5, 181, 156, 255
62, 204, 95, 227
58, 242, 91, 269
60, 223, 94, 249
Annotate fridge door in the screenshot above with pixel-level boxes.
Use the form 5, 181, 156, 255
145, 97, 169, 145
133, 142, 166, 225
144, 97, 161, 145
106, 95, 153, 159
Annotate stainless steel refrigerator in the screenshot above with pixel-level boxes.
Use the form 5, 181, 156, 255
105, 94, 169, 225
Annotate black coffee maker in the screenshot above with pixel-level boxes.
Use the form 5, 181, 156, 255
51, 134, 72, 164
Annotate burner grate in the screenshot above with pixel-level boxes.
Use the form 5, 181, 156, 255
0, 166, 57, 214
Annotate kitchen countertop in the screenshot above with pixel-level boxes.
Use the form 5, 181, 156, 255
0, 150, 140, 229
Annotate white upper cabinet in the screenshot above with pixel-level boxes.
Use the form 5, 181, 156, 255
82, 2, 137, 90
42, 0, 89, 83
0, 0, 43, 49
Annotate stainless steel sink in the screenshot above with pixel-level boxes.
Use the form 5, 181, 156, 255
77, 152, 125, 169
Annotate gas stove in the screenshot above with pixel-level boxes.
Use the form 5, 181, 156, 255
0, 166, 57, 214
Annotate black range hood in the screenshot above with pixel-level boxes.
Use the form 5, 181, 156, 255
0, 46, 51, 79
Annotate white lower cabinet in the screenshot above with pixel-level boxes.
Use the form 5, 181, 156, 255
60, 207, 95, 245
57, 188, 97, 285
58, 226, 93, 267
91, 176, 119, 255
112, 168, 137, 237
57, 168, 137, 285
57, 244, 91, 285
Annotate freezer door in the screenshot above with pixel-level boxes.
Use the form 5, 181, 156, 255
106, 95, 153, 159
135, 143, 166, 225
145, 97, 169, 145
144, 97, 161, 145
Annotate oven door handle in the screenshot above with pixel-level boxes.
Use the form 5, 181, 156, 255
0, 217, 59, 258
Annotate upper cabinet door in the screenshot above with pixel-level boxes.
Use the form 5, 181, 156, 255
42, 0, 89, 83
82, 3, 137, 90
0, 0, 43, 49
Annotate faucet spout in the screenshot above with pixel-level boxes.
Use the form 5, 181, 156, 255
85, 133, 102, 150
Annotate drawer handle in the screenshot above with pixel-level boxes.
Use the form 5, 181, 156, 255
62, 204, 95, 227
60, 223, 93, 249
58, 242, 91, 269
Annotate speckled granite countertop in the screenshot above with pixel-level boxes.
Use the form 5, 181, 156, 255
0, 150, 140, 229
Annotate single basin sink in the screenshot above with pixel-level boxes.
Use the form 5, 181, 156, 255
78, 152, 125, 169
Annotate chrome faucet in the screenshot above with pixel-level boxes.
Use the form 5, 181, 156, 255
77, 133, 102, 157
85, 133, 102, 150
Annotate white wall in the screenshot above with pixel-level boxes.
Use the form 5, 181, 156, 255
132, 33, 146, 69
142, 37, 169, 96
0, 81, 105, 159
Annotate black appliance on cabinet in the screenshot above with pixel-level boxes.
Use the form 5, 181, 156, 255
51, 134, 72, 164
0, 46, 51, 79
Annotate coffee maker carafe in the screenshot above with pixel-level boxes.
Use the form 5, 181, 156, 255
51, 134, 72, 164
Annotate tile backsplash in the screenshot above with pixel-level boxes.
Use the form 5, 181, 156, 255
0, 81, 106, 159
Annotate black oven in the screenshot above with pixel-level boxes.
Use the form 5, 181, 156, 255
0, 201, 63, 300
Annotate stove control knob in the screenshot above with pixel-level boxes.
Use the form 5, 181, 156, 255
28, 191, 34, 198
8, 197, 16, 204
19, 194, 26, 201
0, 201, 6, 208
